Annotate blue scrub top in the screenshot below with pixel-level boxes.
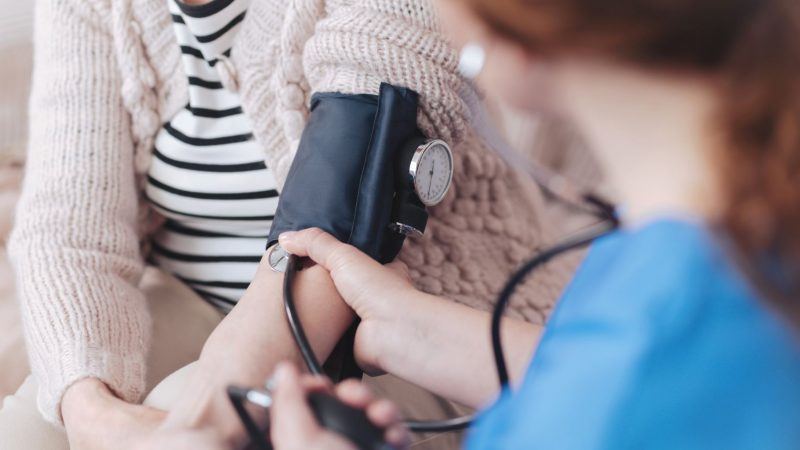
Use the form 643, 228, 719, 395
466, 219, 800, 449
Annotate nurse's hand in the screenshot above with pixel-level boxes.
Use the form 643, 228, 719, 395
278, 228, 414, 319
270, 362, 410, 450
278, 228, 417, 373
280, 228, 541, 409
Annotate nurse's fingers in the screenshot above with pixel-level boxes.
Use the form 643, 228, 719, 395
279, 228, 380, 277
299, 374, 334, 393
385, 424, 411, 450
334, 381, 409, 449
269, 363, 321, 447
366, 398, 402, 429
367, 400, 409, 449
334, 379, 374, 409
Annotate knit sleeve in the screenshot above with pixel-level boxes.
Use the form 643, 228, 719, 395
303, 1, 582, 319
232, 0, 294, 185
7, 0, 150, 424
240, 0, 581, 319
235, 0, 470, 187
303, 0, 469, 145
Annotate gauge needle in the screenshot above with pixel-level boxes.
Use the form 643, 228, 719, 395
428, 161, 435, 197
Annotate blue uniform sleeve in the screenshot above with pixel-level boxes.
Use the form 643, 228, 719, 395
467, 223, 800, 450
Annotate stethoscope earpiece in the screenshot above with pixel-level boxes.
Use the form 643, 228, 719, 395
458, 42, 487, 79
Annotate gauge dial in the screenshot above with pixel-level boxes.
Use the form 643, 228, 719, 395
410, 140, 453, 206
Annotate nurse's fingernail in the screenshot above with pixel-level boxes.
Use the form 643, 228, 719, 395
279, 231, 296, 242
273, 362, 294, 386
265, 375, 278, 392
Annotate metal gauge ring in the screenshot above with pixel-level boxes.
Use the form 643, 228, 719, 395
409, 139, 454, 206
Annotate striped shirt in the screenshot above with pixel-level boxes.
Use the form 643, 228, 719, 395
146, 0, 276, 311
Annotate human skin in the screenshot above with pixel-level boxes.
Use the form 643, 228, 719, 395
61, 223, 539, 448
62, 379, 166, 450
265, 0, 727, 443
268, 363, 410, 450
61, 254, 356, 448
129, 363, 409, 450
63, 1, 587, 447
160, 256, 356, 445
277, 229, 540, 408
303, 0, 719, 398
56, 1, 493, 446
59, 1, 357, 443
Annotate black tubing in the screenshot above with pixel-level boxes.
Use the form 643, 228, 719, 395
227, 386, 272, 450
405, 415, 476, 433
283, 255, 325, 375
491, 219, 617, 387
283, 254, 475, 432
283, 197, 618, 433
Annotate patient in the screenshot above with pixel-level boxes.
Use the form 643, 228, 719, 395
116, 0, 800, 446
0, 0, 589, 448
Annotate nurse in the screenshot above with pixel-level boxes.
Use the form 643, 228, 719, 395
268, 0, 800, 448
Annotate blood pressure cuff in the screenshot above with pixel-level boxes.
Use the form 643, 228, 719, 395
266, 83, 426, 382
266, 83, 425, 263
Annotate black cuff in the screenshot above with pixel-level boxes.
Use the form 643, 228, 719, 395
267, 83, 425, 264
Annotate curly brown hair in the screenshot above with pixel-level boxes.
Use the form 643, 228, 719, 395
463, 0, 800, 315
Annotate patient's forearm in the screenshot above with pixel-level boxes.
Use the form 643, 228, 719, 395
199, 258, 355, 381
366, 291, 540, 409
163, 254, 354, 442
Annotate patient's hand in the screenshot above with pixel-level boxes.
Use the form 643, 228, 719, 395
133, 427, 226, 450
62, 378, 166, 450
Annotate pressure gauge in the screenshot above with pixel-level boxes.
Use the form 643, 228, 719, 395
409, 139, 454, 206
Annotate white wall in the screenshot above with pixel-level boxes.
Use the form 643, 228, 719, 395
0, 0, 34, 161
0, 1, 34, 50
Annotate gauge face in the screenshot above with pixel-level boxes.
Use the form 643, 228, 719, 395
411, 140, 453, 206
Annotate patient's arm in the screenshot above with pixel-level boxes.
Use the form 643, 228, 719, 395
162, 253, 354, 445
279, 229, 543, 410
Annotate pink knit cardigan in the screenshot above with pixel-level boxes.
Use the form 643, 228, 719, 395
8, 0, 599, 423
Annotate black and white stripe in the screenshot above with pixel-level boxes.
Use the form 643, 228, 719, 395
147, 0, 273, 310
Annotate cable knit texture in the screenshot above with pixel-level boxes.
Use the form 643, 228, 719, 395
9, 0, 600, 424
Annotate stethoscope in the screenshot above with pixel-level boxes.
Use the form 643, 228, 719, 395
228, 140, 619, 449
228, 45, 621, 449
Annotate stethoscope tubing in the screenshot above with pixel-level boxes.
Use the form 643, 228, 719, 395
493, 195, 618, 386
228, 201, 618, 450
283, 196, 618, 433
283, 254, 478, 432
